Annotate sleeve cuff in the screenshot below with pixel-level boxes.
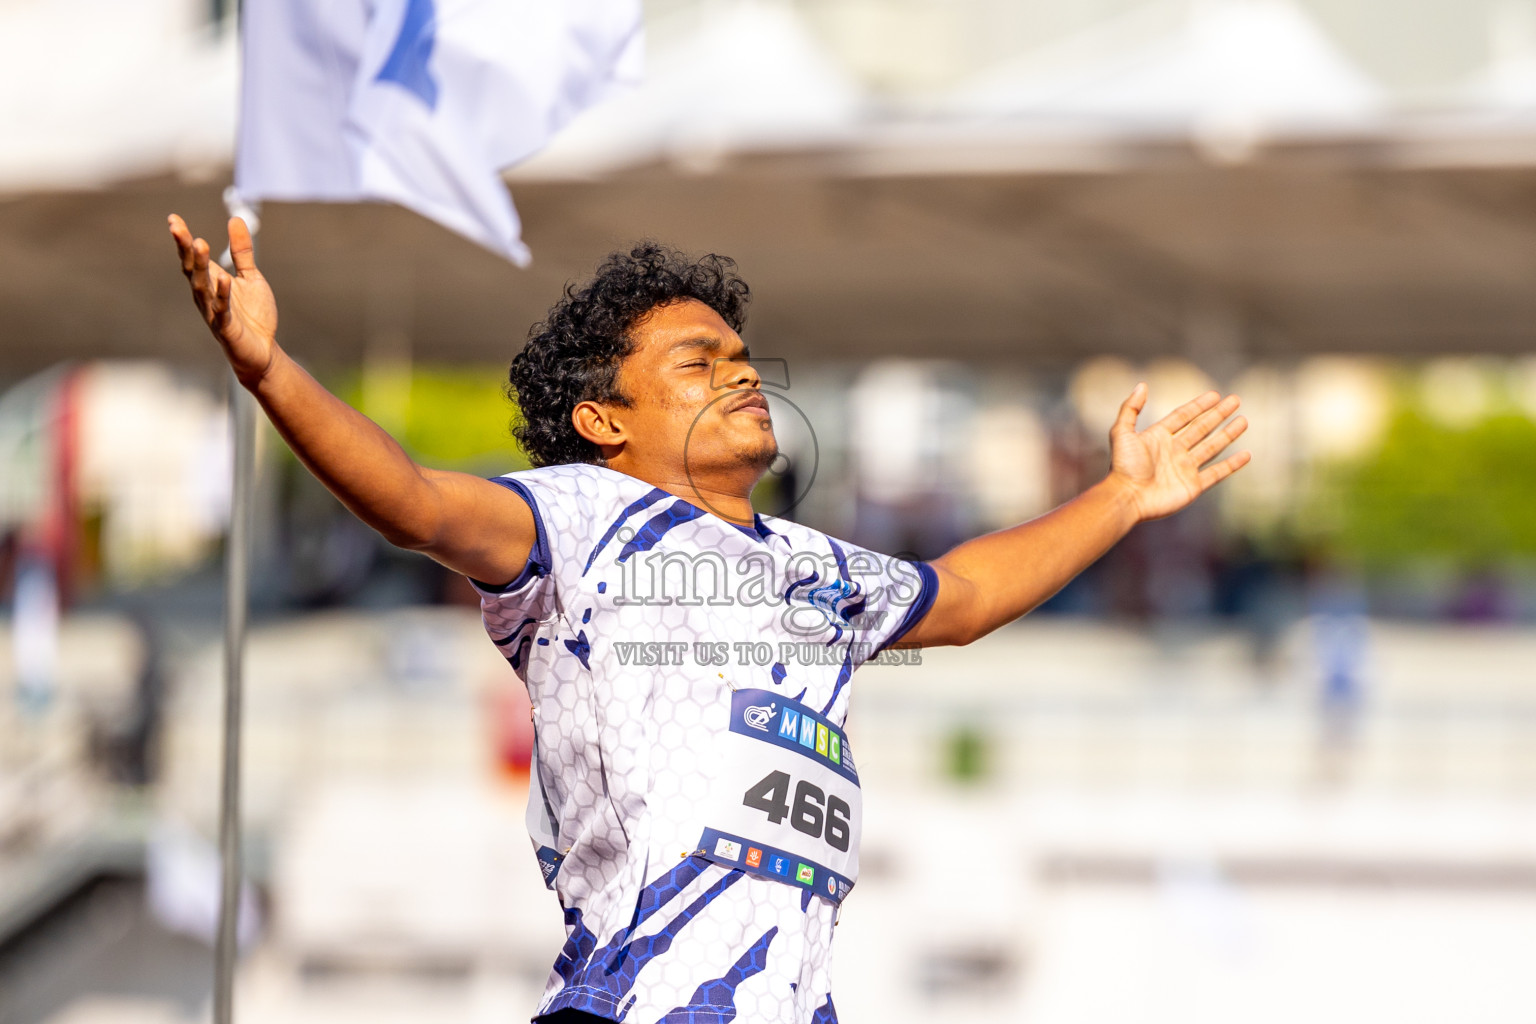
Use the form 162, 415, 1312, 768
877, 560, 939, 652
469, 476, 551, 594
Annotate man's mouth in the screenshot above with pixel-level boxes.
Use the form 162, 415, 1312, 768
727, 391, 770, 416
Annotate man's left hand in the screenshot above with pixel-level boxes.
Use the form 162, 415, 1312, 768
1108, 383, 1251, 522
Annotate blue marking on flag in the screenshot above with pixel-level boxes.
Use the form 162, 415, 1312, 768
375, 0, 439, 110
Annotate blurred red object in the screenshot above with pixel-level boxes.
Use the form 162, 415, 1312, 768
488, 678, 534, 777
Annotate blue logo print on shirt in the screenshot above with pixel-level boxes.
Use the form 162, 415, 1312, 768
803, 578, 858, 627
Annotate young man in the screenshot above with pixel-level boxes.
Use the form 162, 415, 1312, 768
169, 215, 1248, 1024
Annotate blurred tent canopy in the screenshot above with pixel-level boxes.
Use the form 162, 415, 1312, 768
7, 0, 1536, 380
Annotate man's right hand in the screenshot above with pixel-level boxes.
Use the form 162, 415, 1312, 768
169, 214, 278, 388
166, 212, 534, 586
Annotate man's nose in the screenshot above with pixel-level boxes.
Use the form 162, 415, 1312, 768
719, 359, 762, 389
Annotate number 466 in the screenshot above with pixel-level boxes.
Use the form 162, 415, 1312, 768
743, 771, 851, 852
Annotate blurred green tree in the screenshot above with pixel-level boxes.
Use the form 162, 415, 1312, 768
337, 365, 528, 473
1324, 409, 1536, 568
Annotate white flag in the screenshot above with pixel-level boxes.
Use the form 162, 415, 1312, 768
236, 0, 642, 265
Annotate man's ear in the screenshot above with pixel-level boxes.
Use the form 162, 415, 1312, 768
572, 400, 626, 454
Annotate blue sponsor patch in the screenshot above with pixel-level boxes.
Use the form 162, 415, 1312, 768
779, 708, 800, 741
799, 715, 817, 749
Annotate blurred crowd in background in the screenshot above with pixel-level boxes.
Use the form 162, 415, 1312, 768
7, 1, 1536, 1023
8, 350, 1535, 627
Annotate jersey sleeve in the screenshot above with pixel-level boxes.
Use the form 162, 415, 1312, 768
470, 476, 558, 662
829, 537, 939, 659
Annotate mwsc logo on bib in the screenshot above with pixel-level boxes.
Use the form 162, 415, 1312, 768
743, 703, 776, 731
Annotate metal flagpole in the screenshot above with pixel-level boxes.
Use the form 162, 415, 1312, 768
214, 186, 259, 1024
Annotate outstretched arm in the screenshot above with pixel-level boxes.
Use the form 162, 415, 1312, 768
169, 214, 534, 585
904, 384, 1250, 647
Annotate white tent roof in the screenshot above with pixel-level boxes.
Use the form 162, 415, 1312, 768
0, 0, 236, 194
0, 0, 861, 192
1457, 6, 1536, 115
950, 0, 1385, 154
514, 0, 865, 178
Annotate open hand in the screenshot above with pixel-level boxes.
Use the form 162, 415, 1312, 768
1109, 384, 1251, 522
168, 214, 277, 386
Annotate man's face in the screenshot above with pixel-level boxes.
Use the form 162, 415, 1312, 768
610, 298, 777, 483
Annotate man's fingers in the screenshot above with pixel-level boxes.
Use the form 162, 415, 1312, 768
210, 267, 234, 331
1158, 390, 1221, 434
189, 236, 217, 311
1197, 450, 1251, 490
1175, 394, 1242, 448
1112, 382, 1148, 437
209, 263, 231, 307
169, 215, 198, 276
228, 217, 257, 274
1189, 415, 1248, 464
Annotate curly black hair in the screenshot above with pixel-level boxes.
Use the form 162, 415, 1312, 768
507, 241, 751, 467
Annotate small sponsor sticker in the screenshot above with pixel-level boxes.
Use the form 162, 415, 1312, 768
799, 716, 817, 749
779, 709, 800, 741
714, 838, 742, 861
830, 734, 841, 764
815, 723, 829, 756
796, 863, 815, 885
745, 847, 763, 868
771, 856, 791, 877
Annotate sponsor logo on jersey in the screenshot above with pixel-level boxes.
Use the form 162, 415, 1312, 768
830, 734, 841, 764
743, 702, 776, 731
714, 837, 742, 861
815, 723, 829, 756
826, 876, 836, 896
799, 716, 817, 749
778, 709, 800, 741
746, 847, 763, 868
796, 863, 815, 885
771, 855, 791, 877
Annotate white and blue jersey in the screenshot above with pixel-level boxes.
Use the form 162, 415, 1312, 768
471, 463, 936, 1024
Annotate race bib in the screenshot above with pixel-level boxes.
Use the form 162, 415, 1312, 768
692, 688, 861, 905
